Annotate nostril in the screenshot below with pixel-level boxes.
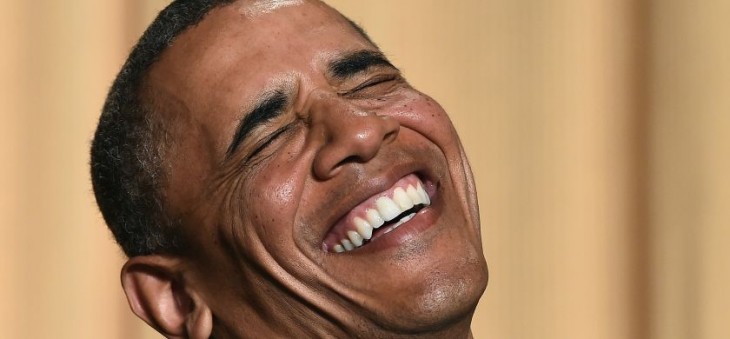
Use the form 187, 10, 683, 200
335, 155, 362, 168
379, 115, 400, 142
383, 128, 398, 144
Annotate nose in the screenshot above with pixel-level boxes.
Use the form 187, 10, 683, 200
308, 93, 400, 179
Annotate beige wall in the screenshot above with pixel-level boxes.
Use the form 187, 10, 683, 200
0, 0, 727, 338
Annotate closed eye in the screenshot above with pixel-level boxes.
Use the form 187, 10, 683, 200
340, 74, 402, 97
243, 122, 296, 165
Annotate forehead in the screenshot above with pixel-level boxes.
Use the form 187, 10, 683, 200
146, 0, 373, 148
149, 0, 372, 107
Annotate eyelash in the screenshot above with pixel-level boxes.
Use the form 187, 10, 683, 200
244, 123, 295, 164
344, 74, 400, 95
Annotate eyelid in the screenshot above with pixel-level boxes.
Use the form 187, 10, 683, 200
339, 73, 401, 96
242, 121, 296, 164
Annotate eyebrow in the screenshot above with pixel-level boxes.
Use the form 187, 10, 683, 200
328, 50, 397, 80
225, 90, 288, 158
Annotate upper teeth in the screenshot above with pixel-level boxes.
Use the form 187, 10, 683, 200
332, 182, 430, 253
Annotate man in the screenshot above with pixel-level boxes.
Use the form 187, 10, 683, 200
91, 0, 488, 337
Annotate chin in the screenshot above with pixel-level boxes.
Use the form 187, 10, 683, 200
367, 243, 489, 333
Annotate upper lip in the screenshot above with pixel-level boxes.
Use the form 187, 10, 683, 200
314, 156, 438, 245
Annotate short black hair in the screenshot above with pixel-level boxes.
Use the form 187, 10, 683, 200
91, 0, 375, 258
91, 0, 236, 257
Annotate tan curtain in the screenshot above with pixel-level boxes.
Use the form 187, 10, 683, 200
1, 0, 727, 338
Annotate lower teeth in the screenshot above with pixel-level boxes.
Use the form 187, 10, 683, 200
383, 212, 416, 234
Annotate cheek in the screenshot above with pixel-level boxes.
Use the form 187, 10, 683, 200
393, 92, 461, 148
245, 146, 311, 239
247, 172, 295, 228
260, 173, 297, 207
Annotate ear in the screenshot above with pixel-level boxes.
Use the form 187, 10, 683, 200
121, 256, 213, 339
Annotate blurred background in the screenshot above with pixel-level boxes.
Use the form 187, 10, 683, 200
1, 0, 728, 338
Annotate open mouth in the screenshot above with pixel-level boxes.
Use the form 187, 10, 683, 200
322, 174, 433, 253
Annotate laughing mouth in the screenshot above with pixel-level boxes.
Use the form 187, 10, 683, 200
323, 174, 432, 253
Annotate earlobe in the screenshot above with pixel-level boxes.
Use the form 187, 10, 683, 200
121, 256, 213, 339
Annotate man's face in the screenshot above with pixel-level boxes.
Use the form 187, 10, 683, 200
147, 0, 487, 336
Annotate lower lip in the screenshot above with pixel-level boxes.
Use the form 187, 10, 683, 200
352, 190, 442, 254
